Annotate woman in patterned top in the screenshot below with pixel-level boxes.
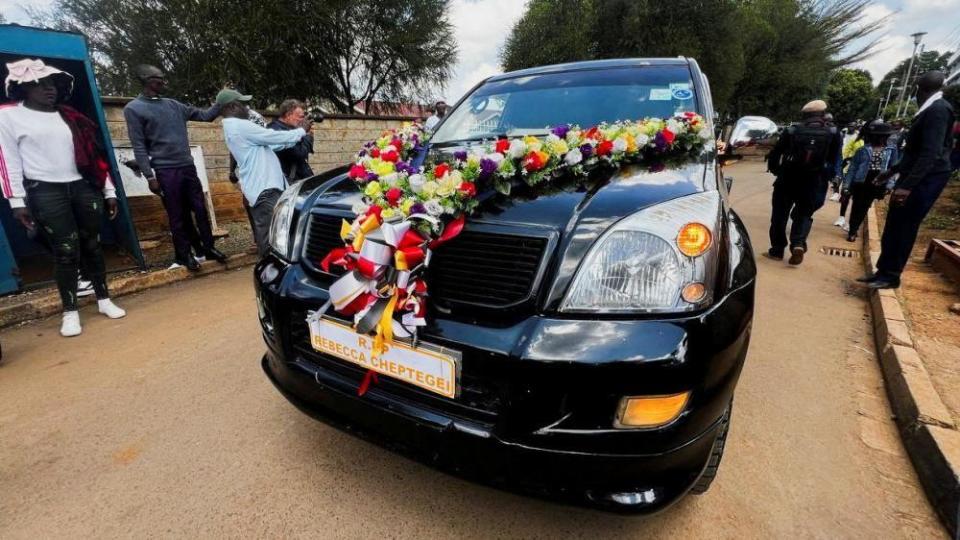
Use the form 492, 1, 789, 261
841, 120, 899, 243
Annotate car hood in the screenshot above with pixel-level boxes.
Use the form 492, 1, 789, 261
310, 160, 708, 232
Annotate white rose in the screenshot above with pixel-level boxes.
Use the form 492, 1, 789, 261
666, 119, 682, 134
564, 148, 583, 166
508, 139, 527, 159
546, 134, 561, 144
424, 200, 444, 217
612, 137, 628, 153
485, 152, 504, 164
408, 174, 425, 193
380, 173, 398, 187
351, 201, 369, 216
636, 134, 650, 148
698, 127, 713, 141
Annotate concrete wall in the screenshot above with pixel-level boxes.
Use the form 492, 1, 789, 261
102, 97, 414, 235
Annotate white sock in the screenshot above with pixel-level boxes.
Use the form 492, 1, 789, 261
97, 298, 126, 319
61, 311, 82, 337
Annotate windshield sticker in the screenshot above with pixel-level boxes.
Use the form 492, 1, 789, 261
672, 88, 694, 100
669, 83, 691, 91
650, 88, 672, 101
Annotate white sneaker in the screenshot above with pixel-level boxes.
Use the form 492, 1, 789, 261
842, 224, 850, 232
77, 279, 95, 297
833, 216, 846, 227
167, 262, 183, 270
97, 298, 126, 319
60, 311, 82, 337
194, 255, 207, 263
829, 193, 841, 202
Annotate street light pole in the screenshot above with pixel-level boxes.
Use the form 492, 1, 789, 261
878, 77, 897, 119
895, 32, 927, 118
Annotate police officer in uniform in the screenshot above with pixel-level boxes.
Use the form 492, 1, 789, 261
765, 100, 843, 265
859, 72, 955, 289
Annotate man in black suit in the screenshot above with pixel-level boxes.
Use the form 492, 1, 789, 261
860, 72, 956, 289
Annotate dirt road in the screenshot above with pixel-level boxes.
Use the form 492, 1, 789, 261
0, 162, 945, 538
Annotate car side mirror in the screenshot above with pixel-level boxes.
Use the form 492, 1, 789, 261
724, 176, 734, 193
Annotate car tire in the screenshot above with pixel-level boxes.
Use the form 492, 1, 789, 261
689, 403, 732, 495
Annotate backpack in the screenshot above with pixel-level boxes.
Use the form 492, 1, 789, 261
783, 125, 835, 175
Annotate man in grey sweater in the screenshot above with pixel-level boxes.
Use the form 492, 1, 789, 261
123, 64, 227, 270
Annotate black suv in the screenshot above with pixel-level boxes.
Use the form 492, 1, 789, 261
255, 58, 756, 513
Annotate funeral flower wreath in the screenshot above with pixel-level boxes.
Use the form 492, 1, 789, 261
318, 113, 714, 358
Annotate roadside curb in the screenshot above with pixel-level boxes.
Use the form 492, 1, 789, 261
0, 253, 258, 330
863, 206, 960, 538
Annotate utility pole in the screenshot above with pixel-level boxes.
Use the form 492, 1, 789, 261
878, 77, 897, 119
895, 32, 926, 118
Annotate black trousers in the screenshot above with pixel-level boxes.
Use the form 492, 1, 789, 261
26, 179, 109, 311
876, 171, 952, 279
769, 177, 819, 252
846, 182, 876, 235
156, 165, 214, 262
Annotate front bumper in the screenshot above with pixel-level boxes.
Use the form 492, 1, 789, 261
255, 256, 754, 513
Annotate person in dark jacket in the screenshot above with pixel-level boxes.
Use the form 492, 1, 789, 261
267, 99, 315, 182
840, 120, 898, 243
860, 72, 956, 289
765, 99, 842, 265
123, 64, 227, 271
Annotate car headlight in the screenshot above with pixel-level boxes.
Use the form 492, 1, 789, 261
269, 181, 306, 260
562, 190, 721, 313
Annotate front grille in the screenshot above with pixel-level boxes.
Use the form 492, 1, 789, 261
303, 212, 549, 308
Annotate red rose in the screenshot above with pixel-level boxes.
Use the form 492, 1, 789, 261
349, 164, 368, 179
596, 140, 613, 156
495, 139, 510, 154
382, 150, 399, 162
370, 148, 380, 158
458, 181, 476, 198
585, 127, 601, 140
385, 187, 403, 206
662, 129, 676, 145
523, 151, 546, 172
391, 138, 403, 149
433, 163, 450, 178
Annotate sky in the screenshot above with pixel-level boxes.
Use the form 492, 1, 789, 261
2, 0, 958, 101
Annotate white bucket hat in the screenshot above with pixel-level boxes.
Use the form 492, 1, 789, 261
4, 58, 75, 98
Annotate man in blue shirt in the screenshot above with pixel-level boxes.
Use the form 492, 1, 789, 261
218, 89, 307, 256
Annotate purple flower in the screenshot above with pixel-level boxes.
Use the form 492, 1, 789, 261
410, 203, 427, 215
654, 132, 668, 151
479, 158, 498, 178
357, 149, 368, 157
453, 150, 468, 161
579, 144, 594, 158
551, 124, 570, 139
395, 161, 411, 174
365, 172, 379, 182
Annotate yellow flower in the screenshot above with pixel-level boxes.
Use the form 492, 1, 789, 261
401, 199, 414, 215
371, 159, 396, 178
524, 135, 543, 152
625, 134, 637, 153
422, 180, 439, 198
381, 208, 396, 219
547, 138, 569, 155
436, 176, 459, 197
364, 181, 382, 197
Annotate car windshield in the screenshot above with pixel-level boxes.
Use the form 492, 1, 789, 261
431, 65, 698, 144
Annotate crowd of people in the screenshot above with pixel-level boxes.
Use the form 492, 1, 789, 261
765, 70, 957, 292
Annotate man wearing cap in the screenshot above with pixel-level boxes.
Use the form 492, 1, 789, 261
218, 89, 308, 256
859, 71, 955, 289
122, 64, 227, 271
765, 99, 842, 265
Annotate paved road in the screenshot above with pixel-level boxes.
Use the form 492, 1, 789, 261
0, 162, 945, 538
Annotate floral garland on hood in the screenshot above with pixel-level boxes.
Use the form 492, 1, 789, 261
318, 112, 713, 362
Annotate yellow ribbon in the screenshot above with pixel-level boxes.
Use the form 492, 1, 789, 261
372, 291, 399, 358
351, 214, 381, 252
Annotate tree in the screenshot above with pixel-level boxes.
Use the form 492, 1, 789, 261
825, 68, 875, 125
36, 0, 457, 113
501, 0, 887, 122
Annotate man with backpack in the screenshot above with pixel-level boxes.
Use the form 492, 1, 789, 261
765, 99, 842, 265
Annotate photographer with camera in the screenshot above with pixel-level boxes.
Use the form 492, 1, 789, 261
267, 99, 318, 182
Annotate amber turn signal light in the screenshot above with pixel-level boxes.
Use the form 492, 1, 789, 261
615, 392, 690, 429
681, 282, 706, 303
677, 223, 712, 257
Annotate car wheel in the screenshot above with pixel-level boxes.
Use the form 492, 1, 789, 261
689, 403, 732, 495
